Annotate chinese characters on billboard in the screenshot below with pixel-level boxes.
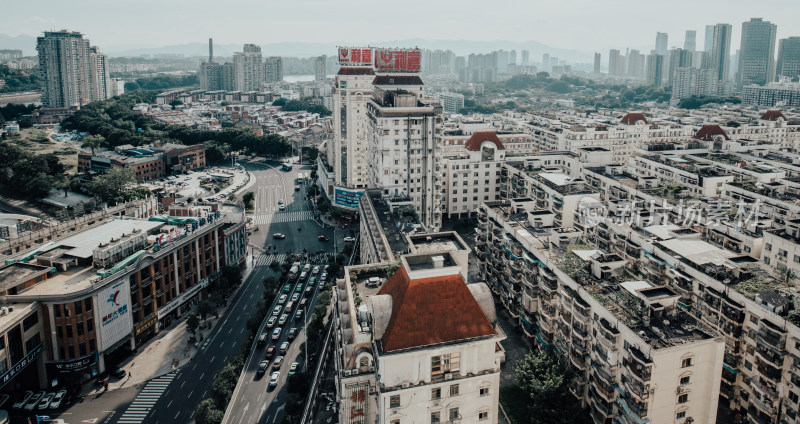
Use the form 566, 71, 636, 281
337, 47, 374, 66
334, 188, 365, 210
337, 47, 421, 72
95, 279, 133, 351
373, 48, 421, 72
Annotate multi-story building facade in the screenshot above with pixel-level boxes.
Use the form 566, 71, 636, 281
738, 18, 778, 89
476, 201, 725, 424
0, 209, 245, 391
777, 37, 800, 80
743, 78, 800, 107
332, 66, 375, 188
77, 143, 206, 179
438, 92, 464, 114
365, 74, 443, 231
233, 44, 263, 92
264, 56, 283, 83
333, 251, 505, 424
711, 23, 733, 84
37, 30, 110, 108
315, 55, 327, 82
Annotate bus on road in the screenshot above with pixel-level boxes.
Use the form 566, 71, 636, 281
281, 163, 293, 171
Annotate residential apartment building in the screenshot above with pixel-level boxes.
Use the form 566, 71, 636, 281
476, 201, 725, 424
439, 92, 465, 114
743, 78, 800, 107
233, 44, 263, 92
331, 66, 375, 188
264, 56, 284, 83
777, 37, 800, 80
738, 18, 778, 88
37, 30, 111, 108
333, 251, 505, 424
365, 74, 444, 231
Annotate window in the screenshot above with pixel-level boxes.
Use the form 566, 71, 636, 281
449, 408, 460, 421
680, 376, 691, 385
390, 420, 400, 424
431, 388, 441, 400
75, 300, 83, 315
390, 395, 400, 408
54, 304, 61, 318
480, 387, 490, 397
449, 384, 459, 396
66, 324, 73, 338
678, 394, 688, 403
87, 317, 94, 332
431, 412, 441, 423
681, 357, 693, 368
789, 392, 799, 403
479, 411, 489, 420
22, 313, 39, 331
676, 411, 686, 419
77, 322, 84, 337
431, 353, 460, 376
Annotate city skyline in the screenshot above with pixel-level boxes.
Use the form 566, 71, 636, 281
2, 0, 799, 57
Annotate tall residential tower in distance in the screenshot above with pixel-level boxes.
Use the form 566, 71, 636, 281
656, 32, 668, 55
594, 53, 601, 74
777, 37, 800, 80
684, 30, 697, 51
315, 55, 327, 81
37, 30, 110, 108
737, 18, 778, 88
264, 56, 284, 83
710, 23, 733, 83
233, 44, 263, 91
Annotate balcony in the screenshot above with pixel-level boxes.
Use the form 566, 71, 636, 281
624, 357, 652, 382
755, 357, 782, 382
622, 373, 650, 401
590, 375, 616, 403
747, 407, 773, 424
757, 323, 787, 351
750, 395, 777, 416
754, 340, 785, 368
618, 397, 649, 422
571, 350, 588, 371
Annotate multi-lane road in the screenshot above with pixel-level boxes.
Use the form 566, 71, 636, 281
47, 161, 348, 424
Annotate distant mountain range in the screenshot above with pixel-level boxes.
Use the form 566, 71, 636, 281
0, 34, 592, 63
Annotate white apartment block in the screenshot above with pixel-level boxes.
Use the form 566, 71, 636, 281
333, 252, 505, 424
365, 74, 444, 231
332, 66, 376, 188
477, 202, 725, 424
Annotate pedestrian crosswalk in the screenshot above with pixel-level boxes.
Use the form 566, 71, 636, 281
254, 253, 288, 266
254, 252, 337, 267
117, 371, 176, 424
251, 211, 314, 225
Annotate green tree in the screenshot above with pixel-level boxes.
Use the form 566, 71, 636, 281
81, 134, 106, 156
514, 350, 586, 424
195, 398, 224, 424
86, 167, 136, 204
170, 100, 183, 110
198, 301, 213, 321
242, 191, 255, 210
272, 98, 287, 107
187, 314, 199, 337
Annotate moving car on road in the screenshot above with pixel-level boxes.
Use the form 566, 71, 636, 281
269, 372, 280, 388
273, 233, 285, 239
288, 327, 297, 341
279, 341, 289, 355
318, 235, 329, 242
266, 316, 277, 328
278, 294, 287, 304
343, 236, 355, 243
289, 362, 299, 375
272, 327, 282, 340
312, 265, 320, 274
272, 356, 284, 370
278, 314, 289, 326
265, 346, 275, 360
257, 333, 268, 346
257, 360, 268, 377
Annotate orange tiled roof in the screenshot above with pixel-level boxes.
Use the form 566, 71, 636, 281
464, 131, 506, 151
620, 112, 648, 125
693, 124, 730, 140
377, 266, 495, 352
760, 110, 786, 121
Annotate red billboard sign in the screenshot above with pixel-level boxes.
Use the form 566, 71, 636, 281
373, 48, 421, 72
337, 47, 373, 66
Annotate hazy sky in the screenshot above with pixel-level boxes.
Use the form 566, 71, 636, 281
4, 0, 800, 54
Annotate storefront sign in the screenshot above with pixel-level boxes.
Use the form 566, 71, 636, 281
0, 342, 44, 387
157, 270, 219, 319
95, 279, 133, 351
45, 351, 98, 375
135, 314, 158, 335
334, 187, 365, 210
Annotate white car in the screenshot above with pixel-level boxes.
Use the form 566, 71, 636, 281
343, 237, 356, 243
269, 371, 280, 388
24, 391, 44, 411
50, 389, 67, 409
312, 266, 320, 275
38, 392, 55, 409
278, 294, 288, 304
12, 390, 32, 409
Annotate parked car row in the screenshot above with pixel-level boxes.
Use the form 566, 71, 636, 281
10, 388, 70, 411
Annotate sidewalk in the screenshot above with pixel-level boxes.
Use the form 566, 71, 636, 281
84, 254, 257, 396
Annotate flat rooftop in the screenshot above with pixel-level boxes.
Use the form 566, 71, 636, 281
408, 232, 467, 253
0, 302, 37, 334
0, 262, 50, 291
33, 219, 163, 260
658, 238, 736, 267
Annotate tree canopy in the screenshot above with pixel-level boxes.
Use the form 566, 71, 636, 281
513, 349, 588, 424
0, 142, 66, 199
